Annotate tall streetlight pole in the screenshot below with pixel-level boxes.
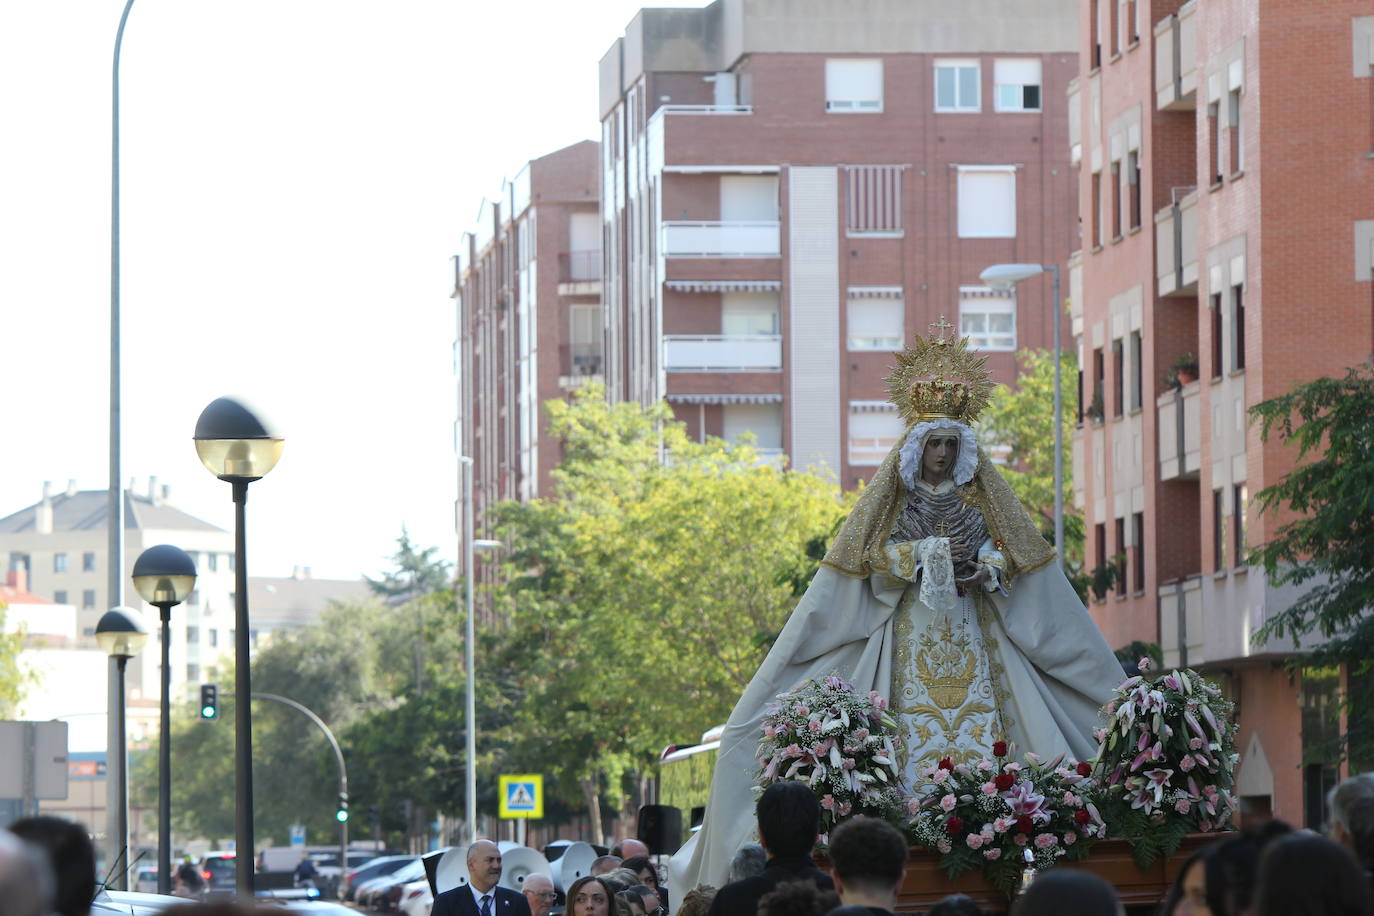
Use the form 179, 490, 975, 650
457, 455, 500, 842
95, 607, 148, 892
979, 263, 1065, 573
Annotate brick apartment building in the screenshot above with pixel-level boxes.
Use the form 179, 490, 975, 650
1070, 0, 1374, 826
453, 141, 601, 560
597, 0, 1080, 486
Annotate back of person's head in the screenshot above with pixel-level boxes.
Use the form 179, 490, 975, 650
1329, 773, 1374, 871
677, 885, 717, 916
827, 816, 908, 895
9, 815, 95, 916
1205, 819, 1293, 916
591, 855, 624, 876
1011, 870, 1121, 916
757, 879, 839, 916
0, 829, 53, 916
1253, 832, 1374, 916
606, 868, 642, 891
757, 781, 821, 859
621, 855, 655, 883
926, 893, 984, 916
729, 842, 767, 883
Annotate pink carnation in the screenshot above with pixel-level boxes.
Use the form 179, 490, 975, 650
1190, 737, 1204, 750
932, 769, 949, 784
794, 704, 809, 716
838, 801, 852, 816
983, 848, 1002, 861
808, 720, 822, 734
764, 725, 776, 739
982, 782, 998, 796
940, 794, 958, 812
965, 834, 985, 850
936, 839, 952, 854
1179, 756, 1196, 772
853, 728, 870, 741
993, 818, 1012, 833
785, 744, 802, 757
1175, 798, 1192, 815
1014, 834, 1028, 847
1063, 832, 1077, 846
905, 797, 922, 815
977, 759, 995, 772
1034, 833, 1058, 850
821, 795, 835, 811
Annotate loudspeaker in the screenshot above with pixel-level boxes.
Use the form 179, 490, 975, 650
636, 805, 683, 856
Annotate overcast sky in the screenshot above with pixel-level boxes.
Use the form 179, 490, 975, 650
0, 0, 711, 582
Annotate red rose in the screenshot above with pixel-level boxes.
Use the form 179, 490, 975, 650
1076, 762, 1093, 777
994, 773, 1015, 791
945, 817, 964, 836
938, 757, 955, 771
1016, 815, 1034, 834
992, 741, 1008, 758
1074, 810, 1092, 825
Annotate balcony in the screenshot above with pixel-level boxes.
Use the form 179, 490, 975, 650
663, 334, 782, 372
660, 221, 780, 258
1157, 383, 1201, 481
1155, 188, 1199, 296
659, 104, 753, 116
1154, 0, 1197, 111
1157, 576, 1204, 669
558, 250, 601, 297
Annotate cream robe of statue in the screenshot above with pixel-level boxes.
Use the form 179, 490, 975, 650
668, 331, 1124, 895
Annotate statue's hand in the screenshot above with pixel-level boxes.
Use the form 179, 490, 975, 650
955, 565, 991, 591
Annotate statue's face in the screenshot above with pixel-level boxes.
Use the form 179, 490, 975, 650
922, 433, 959, 483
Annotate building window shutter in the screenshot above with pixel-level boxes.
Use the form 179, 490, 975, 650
846, 166, 904, 234
847, 297, 904, 350
957, 167, 1017, 238
826, 59, 883, 111
994, 58, 1042, 111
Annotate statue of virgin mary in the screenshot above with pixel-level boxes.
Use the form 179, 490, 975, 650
669, 324, 1124, 891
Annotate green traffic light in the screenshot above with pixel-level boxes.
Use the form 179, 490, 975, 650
335, 809, 349, 823
201, 706, 216, 719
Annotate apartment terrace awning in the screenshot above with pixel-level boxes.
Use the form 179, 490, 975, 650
664, 280, 782, 293
666, 393, 783, 405
849, 400, 898, 412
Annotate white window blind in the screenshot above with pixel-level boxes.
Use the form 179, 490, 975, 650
846, 165, 903, 233
724, 404, 783, 449
957, 167, 1017, 238
994, 58, 1042, 111
848, 407, 904, 465
569, 304, 603, 374
826, 59, 883, 111
847, 298, 904, 350
720, 175, 779, 221
722, 292, 780, 335
959, 288, 1017, 351
935, 59, 981, 112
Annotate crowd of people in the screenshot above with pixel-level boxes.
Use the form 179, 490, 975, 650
4, 772, 1374, 916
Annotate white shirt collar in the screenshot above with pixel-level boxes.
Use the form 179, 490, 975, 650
469, 882, 497, 908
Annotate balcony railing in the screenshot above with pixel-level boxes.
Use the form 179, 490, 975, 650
1154, 0, 1198, 111
660, 104, 754, 115
1157, 383, 1201, 481
660, 221, 780, 258
663, 334, 782, 371
561, 250, 601, 282
1155, 188, 1199, 296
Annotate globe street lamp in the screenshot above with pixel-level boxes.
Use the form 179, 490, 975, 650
979, 263, 1065, 574
132, 545, 197, 895
194, 397, 283, 896
96, 606, 148, 891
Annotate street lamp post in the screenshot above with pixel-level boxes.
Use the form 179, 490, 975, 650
95, 606, 149, 892
193, 397, 284, 897
457, 455, 501, 842
979, 263, 1065, 574
131, 545, 197, 895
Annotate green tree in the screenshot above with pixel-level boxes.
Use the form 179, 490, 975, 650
0, 602, 32, 718
366, 527, 453, 600
1250, 364, 1374, 765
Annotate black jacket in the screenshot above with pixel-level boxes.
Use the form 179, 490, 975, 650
432, 884, 534, 916
705, 856, 835, 916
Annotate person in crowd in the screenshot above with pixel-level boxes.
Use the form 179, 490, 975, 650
677, 885, 718, 916
176, 853, 206, 897
925, 894, 983, 916
1157, 846, 1213, 916
622, 855, 668, 910
1011, 870, 1123, 916
8, 815, 95, 916
757, 880, 839, 916
1328, 772, 1374, 880
592, 856, 625, 877
523, 873, 558, 916
728, 844, 767, 884
0, 828, 52, 916
604, 868, 641, 893
567, 875, 617, 916
824, 816, 908, 916
1204, 820, 1292, 916
1253, 832, 1374, 916
614, 840, 651, 860
618, 889, 648, 916
292, 851, 319, 889
431, 839, 535, 916
706, 782, 833, 916
629, 884, 662, 916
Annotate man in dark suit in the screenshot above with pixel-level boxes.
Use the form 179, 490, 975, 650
706, 782, 833, 916
432, 839, 535, 916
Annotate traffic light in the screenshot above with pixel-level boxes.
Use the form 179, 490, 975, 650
336, 792, 349, 823
199, 684, 218, 720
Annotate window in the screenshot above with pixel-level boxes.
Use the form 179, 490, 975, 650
722, 293, 779, 336
82, 552, 96, 573
1126, 150, 1141, 231
1228, 87, 1243, 174
957, 167, 1016, 238
1109, 161, 1122, 239
207, 553, 218, 573
83, 627, 94, 637
848, 406, 904, 466
847, 296, 904, 350
959, 288, 1016, 351
570, 304, 604, 375
1089, 0, 1102, 68
826, 59, 883, 112
82, 589, 95, 609
1112, 338, 1124, 417
1208, 101, 1223, 185
1213, 488, 1227, 571
1090, 171, 1103, 248
994, 59, 1041, 112
1077, 367, 1085, 424
187, 664, 200, 682
54, 590, 68, 605
187, 626, 199, 644
723, 404, 783, 451
846, 165, 903, 234
720, 175, 779, 221
54, 553, 68, 573
1233, 484, 1247, 568
1115, 517, 1127, 596
228, 553, 235, 572
1132, 511, 1146, 592
1092, 348, 1105, 419
1233, 284, 1246, 371
1210, 292, 1224, 377
1094, 522, 1107, 580
935, 59, 980, 112
1122, 0, 1139, 45
1108, 0, 1120, 56
1130, 331, 1143, 410
209, 629, 219, 648
187, 589, 199, 606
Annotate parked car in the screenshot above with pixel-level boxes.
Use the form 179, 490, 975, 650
133, 866, 159, 893
398, 876, 433, 916
359, 858, 426, 912
196, 850, 237, 896
341, 854, 415, 902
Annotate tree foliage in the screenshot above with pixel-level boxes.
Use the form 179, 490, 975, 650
1249, 364, 1374, 764
0, 602, 32, 719
366, 527, 453, 600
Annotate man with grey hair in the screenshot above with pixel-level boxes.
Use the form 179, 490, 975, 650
727, 843, 766, 884
431, 839, 535, 916
522, 873, 557, 916
0, 828, 53, 916
1329, 772, 1374, 879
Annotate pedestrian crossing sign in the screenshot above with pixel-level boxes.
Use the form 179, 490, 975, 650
499, 774, 544, 819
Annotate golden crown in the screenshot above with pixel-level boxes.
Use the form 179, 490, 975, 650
885, 317, 994, 427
